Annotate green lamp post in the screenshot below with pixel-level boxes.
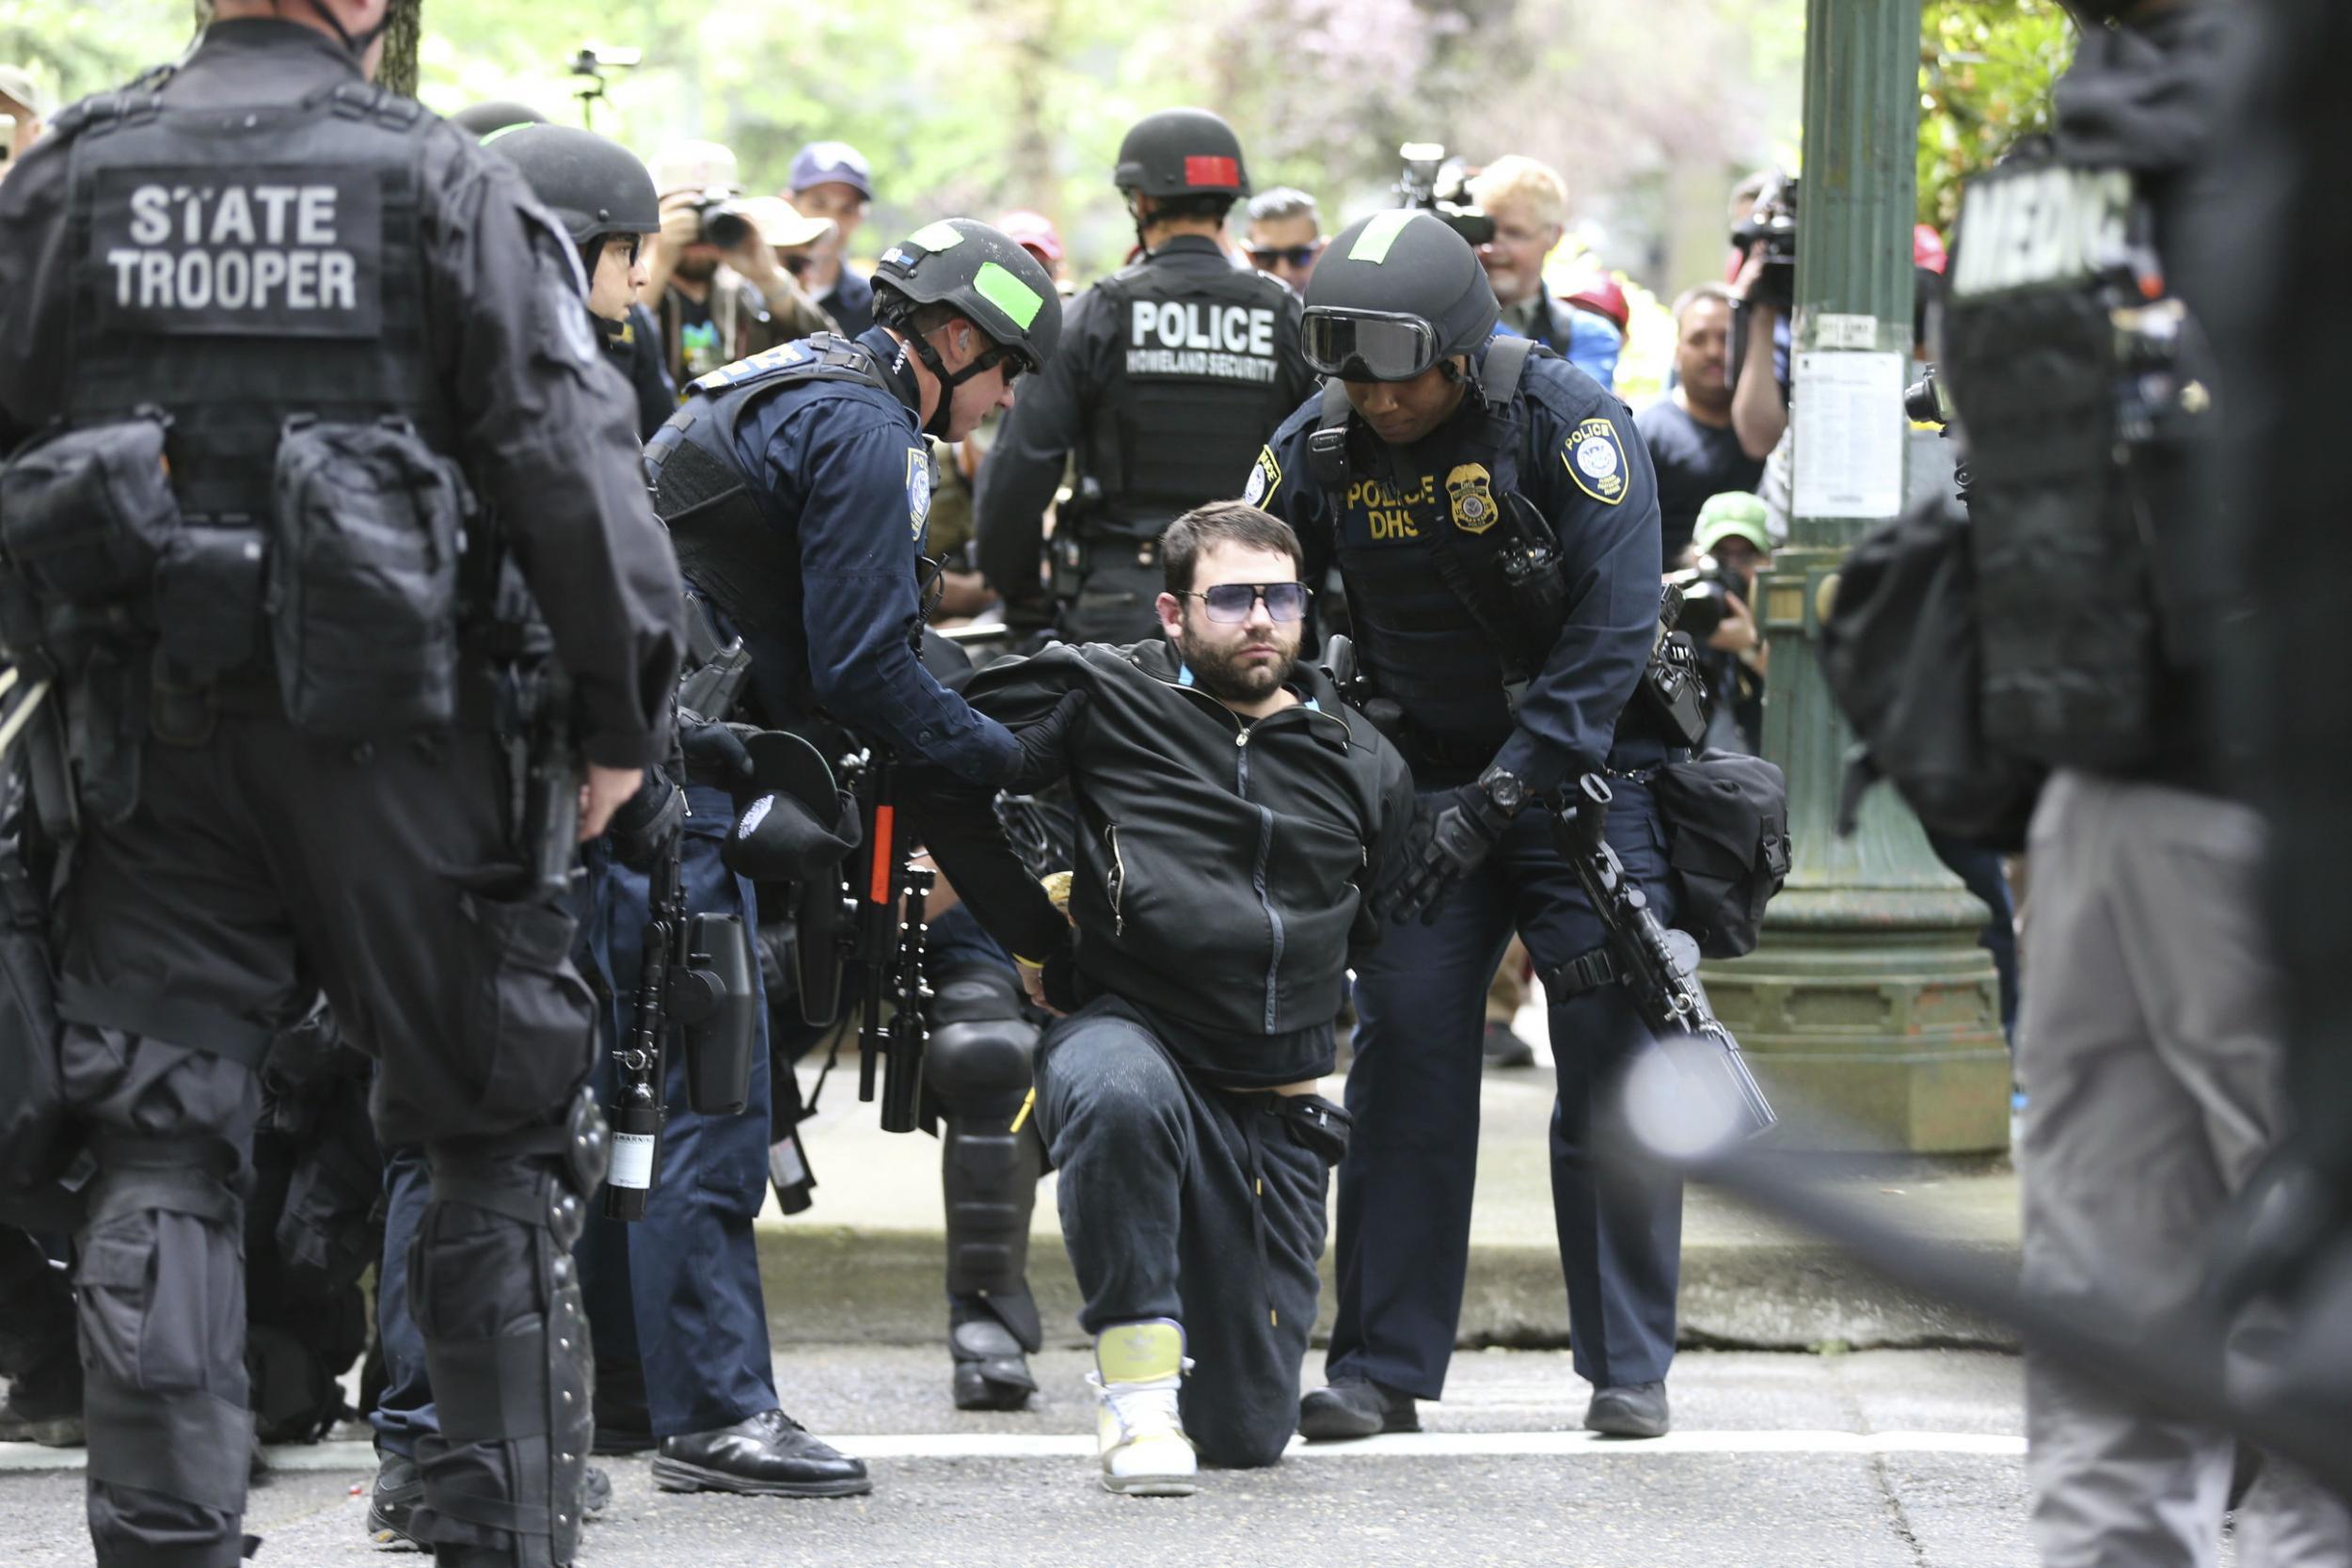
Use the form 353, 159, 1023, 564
1699, 0, 2010, 1153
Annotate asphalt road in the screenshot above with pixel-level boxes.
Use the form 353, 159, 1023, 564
2, 1347, 2055, 1568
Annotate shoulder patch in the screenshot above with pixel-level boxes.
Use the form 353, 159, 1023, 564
1563, 417, 1629, 506
1244, 446, 1282, 508
1446, 463, 1496, 533
906, 446, 934, 539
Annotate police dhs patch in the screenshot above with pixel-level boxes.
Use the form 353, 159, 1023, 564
1564, 418, 1628, 506
1446, 463, 1497, 534
906, 446, 933, 539
1244, 446, 1281, 508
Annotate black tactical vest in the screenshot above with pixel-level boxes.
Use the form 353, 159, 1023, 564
1312, 339, 1565, 749
644, 335, 901, 725
59, 75, 452, 522
1943, 148, 2197, 773
1078, 254, 1296, 539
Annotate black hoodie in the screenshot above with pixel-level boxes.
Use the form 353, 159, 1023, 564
930, 638, 1414, 1088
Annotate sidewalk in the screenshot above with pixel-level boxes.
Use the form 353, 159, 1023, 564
756, 1001, 2021, 1353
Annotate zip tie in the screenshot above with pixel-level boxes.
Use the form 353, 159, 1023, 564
1009, 1086, 1036, 1135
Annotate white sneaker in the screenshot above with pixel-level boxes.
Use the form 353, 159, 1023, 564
1089, 1319, 1198, 1497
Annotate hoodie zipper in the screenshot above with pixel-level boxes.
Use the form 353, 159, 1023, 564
1234, 724, 1284, 1031
1104, 823, 1126, 937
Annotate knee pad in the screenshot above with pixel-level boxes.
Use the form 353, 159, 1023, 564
925, 966, 1037, 1115
409, 1089, 608, 1568
75, 1139, 252, 1523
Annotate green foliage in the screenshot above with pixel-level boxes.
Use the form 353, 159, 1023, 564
1917, 0, 2076, 235
0, 0, 193, 105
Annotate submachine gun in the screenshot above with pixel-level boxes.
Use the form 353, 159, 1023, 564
790, 746, 933, 1134
1549, 773, 1777, 1142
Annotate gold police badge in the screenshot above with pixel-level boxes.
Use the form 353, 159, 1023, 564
1446, 463, 1497, 534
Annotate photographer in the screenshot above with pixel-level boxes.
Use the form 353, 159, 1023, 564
643, 140, 834, 387
1671, 493, 1772, 756
1727, 173, 1794, 461
0, 64, 45, 183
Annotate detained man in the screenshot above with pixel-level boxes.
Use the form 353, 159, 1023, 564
922, 503, 1413, 1494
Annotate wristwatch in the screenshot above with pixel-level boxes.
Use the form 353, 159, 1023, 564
1476, 766, 1528, 817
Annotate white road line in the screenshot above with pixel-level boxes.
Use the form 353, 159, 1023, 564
0, 1429, 2025, 1475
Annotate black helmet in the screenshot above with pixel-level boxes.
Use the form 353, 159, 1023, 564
1300, 210, 1499, 381
1114, 108, 1250, 199
873, 217, 1065, 374
484, 124, 660, 245
451, 99, 548, 139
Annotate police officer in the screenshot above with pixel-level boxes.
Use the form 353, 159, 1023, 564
1248, 210, 1682, 1443
0, 5, 685, 1566
644, 219, 1077, 1421
358, 119, 682, 1542
974, 108, 1314, 644
474, 116, 677, 440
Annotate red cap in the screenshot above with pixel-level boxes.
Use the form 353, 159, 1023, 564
1913, 223, 1948, 275
995, 208, 1065, 265
1564, 273, 1629, 336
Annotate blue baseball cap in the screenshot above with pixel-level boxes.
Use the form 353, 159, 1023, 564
788, 140, 873, 201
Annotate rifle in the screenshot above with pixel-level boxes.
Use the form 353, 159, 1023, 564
1549, 772, 1776, 1141
602, 808, 761, 1221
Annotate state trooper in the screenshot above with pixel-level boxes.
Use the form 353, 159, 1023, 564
0, 5, 684, 1568
1248, 210, 1684, 1444
974, 107, 1314, 644
643, 219, 1080, 1426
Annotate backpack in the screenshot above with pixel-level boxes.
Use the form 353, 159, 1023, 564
1820, 496, 2044, 851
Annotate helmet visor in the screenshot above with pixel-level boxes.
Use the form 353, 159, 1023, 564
1300, 309, 1441, 382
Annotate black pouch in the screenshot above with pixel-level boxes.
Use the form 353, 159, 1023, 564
156, 526, 268, 674
0, 855, 71, 1206
0, 413, 182, 607
269, 418, 469, 736
1652, 750, 1790, 959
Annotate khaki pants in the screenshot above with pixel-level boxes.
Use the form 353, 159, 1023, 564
2018, 770, 2350, 1568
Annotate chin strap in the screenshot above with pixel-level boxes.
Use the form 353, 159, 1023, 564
898, 328, 1011, 441
300, 0, 395, 59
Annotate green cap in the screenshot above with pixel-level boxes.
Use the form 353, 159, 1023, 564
1694, 491, 1772, 556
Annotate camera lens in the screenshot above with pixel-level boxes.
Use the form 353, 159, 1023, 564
701, 203, 749, 249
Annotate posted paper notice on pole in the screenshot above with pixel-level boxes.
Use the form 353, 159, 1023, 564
1792, 351, 1906, 519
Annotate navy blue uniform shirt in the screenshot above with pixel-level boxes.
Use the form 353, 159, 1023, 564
1251, 345, 1661, 794
715, 327, 1017, 785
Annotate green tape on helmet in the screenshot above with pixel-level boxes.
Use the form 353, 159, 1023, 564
973, 261, 1044, 329
907, 220, 965, 253
1348, 209, 1418, 264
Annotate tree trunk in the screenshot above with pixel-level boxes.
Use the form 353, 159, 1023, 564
378, 0, 421, 97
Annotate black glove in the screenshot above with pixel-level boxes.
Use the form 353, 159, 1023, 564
997, 690, 1086, 795
607, 768, 685, 871
1378, 782, 1517, 926
678, 710, 756, 791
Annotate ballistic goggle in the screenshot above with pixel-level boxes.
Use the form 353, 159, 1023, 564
1300, 309, 1442, 382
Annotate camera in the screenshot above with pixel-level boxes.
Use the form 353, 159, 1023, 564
1732, 171, 1799, 313
1904, 362, 1954, 426
1663, 560, 1747, 644
1397, 141, 1496, 247
567, 45, 640, 131
691, 192, 752, 250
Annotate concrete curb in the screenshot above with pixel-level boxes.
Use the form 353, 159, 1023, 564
755, 1225, 2019, 1353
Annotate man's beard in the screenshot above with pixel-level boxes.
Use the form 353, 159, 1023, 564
675, 253, 720, 284
1178, 625, 1296, 705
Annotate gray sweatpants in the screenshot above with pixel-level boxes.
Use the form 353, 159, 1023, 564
2018, 769, 2350, 1568
1033, 997, 1344, 1468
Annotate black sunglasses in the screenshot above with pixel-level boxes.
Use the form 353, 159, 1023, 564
1249, 243, 1325, 269
1176, 581, 1311, 624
